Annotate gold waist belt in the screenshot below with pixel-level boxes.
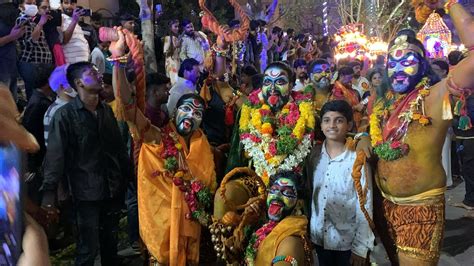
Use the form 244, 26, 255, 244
381, 187, 446, 205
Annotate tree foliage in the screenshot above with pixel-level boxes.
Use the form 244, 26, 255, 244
335, 0, 413, 41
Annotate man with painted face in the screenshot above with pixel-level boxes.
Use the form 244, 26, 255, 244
215, 61, 315, 219
367, 2, 474, 264
261, 62, 293, 112
308, 58, 333, 113
243, 171, 309, 265
108, 27, 216, 265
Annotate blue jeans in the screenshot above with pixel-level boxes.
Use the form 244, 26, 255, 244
17, 61, 52, 101
73, 200, 121, 266
125, 182, 139, 244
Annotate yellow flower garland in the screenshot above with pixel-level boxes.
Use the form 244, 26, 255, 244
369, 100, 384, 146
292, 102, 315, 139
240, 104, 251, 131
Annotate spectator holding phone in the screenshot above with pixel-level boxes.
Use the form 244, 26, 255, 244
60, 0, 90, 64
35, 0, 64, 67
77, 6, 98, 53
0, 2, 24, 101
17, 0, 53, 101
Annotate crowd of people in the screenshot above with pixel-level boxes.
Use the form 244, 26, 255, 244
1, 0, 474, 265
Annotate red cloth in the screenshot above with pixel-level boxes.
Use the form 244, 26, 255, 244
53, 43, 66, 66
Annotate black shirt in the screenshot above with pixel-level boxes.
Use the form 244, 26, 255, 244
202, 88, 227, 146
42, 97, 131, 203
22, 89, 54, 172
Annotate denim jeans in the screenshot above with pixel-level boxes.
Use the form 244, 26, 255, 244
73, 200, 121, 266
17, 61, 52, 101
125, 182, 139, 244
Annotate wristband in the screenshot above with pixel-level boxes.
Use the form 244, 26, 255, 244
355, 132, 369, 140
272, 255, 298, 266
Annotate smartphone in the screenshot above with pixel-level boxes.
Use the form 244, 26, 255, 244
81, 8, 92, 17
15, 15, 29, 27
155, 4, 162, 13
0, 143, 23, 265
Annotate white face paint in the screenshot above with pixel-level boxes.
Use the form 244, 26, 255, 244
174, 98, 204, 136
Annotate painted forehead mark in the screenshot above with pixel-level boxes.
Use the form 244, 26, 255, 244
390, 49, 421, 61
181, 98, 204, 109
266, 67, 286, 78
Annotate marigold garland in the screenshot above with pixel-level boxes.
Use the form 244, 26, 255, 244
239, 89, 315, 183
370, 77, 431, 161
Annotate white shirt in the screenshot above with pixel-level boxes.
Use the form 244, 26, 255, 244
91, 47, 105, 74
179, 32, 209, 65
310, 142, 374, 257
166, 77, 197, 115
293, 79, 310, 92
61, 14, 90, 64
43, 97, 69, 146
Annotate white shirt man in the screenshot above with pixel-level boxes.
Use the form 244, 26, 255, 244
166, 58, 201, 115
61, 13, 90, 64
310, 143, 374, 258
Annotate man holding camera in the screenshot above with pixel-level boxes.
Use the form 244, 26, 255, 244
61, 0, 90, 64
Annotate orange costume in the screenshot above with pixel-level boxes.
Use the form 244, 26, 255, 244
254, 215, 308, 265
138, 123, 216, 265
330, 81, 363, 130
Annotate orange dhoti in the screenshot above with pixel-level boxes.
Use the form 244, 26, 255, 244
382, 194, 445, 263
137, 125, 216, 265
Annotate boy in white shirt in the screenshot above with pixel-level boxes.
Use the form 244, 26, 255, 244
307, 100, 374, 266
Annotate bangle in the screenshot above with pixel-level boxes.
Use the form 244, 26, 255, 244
444, 0, 458, 14
211, 44, 229, 57
355, 132, 369, 140
272, 255, 298, 266
107, 53, 129, 64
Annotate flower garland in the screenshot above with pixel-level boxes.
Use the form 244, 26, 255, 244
160, 126, 212, 226
239, 89, 315, 184
244, 221, 278, 265
369, 77, 431, 161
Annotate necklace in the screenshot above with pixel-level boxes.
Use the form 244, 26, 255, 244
244, 220, 278, 265
158, 125, 213, 225
239, 89, 315, 184
369, 77, 431, 161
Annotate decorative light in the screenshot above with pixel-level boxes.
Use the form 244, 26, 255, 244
334, 24, 369, 62
417, 12, 452, 59
367, 37, 388, 61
